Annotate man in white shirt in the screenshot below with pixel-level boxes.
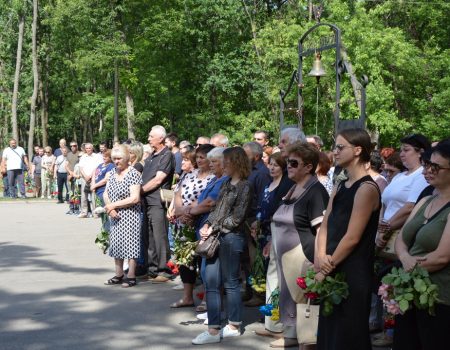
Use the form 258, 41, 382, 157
54, 146, 70, 203
78, 143, 101, 218
1, 139, 29, 198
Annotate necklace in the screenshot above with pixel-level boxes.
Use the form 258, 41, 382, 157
423, 197, 436, 225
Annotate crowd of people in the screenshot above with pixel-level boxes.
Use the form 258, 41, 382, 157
1, 127, 449, 350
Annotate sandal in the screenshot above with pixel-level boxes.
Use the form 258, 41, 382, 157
104, 275, 124, 285
195, 300, 207, 313
170, 299, 195, 308
121, 278, 137, 288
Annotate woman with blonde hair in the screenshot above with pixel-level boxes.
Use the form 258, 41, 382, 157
41, 146, 55, 199
103, 145, 142, 288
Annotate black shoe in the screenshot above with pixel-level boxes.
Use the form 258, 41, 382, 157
135, 266, 148, 277
57, 201, 64, 204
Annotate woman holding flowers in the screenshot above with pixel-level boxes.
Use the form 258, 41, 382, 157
169, 144, 214, 308
316, 128, 381, 350
269, 142, 329, 348
393, 139, 450, 350
192, 147, 251, 345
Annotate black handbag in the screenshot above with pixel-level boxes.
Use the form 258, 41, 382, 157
195, 232, 221, 259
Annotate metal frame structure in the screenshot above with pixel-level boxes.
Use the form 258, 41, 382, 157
279, 23, 369, 137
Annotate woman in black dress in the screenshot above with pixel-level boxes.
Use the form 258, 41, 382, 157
316, 128, 381, 350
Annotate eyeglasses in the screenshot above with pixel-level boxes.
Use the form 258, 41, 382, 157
422, 160, 450, 174
333, 144, 354, 152
70, 145, 77, 147
286, 158, 305, 168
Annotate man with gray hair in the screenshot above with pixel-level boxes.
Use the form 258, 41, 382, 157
306, 134, 323, 151
78, 143, 101, 217
142, 125, 175, 282
210, 133, 229, 147
278, 127, 306, 157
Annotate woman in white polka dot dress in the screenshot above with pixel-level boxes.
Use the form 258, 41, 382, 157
103, 144, 143, 288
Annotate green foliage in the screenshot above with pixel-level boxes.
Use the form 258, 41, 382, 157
381, 265, 440, 316
0, 0, 449, 148
303, 268, 349, 316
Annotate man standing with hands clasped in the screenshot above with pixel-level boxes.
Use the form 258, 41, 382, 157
142, 125, 175, 282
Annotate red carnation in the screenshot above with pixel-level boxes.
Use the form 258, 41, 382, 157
296, 277, 307, 289
305, 292, 319, 300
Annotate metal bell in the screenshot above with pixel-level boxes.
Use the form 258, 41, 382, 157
308, 52, 326, 78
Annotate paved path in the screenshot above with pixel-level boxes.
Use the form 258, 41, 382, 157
0, 201, 270, 350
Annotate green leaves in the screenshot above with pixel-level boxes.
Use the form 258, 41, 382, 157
381, 265, 440, 316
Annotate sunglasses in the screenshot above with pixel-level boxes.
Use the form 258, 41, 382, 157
333, 144, 353, 152
70, 145, 77, 147
422, 160, 450, 174
286, 158, 305, 168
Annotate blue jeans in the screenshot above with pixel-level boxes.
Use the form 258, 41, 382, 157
205, 232, 245, 329
7, 169, 24, 198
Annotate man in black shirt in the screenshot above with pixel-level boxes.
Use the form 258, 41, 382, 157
141, 125, 175, 282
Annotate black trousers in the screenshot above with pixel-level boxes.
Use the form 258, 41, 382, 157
56, 172, 69, 202
393, 303, 450, 350
142, 203, 170, 276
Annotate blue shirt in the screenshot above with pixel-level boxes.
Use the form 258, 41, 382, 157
247, 159, 271, 217
196, 175, 229, 229
94, 163, 115, 197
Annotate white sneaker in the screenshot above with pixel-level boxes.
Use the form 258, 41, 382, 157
192, 331, 220, 345
196, 312, 208, 320
220, 325, 240, 338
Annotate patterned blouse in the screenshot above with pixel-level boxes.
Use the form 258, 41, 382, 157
206, 178, 252, 234
176, 169, 215, 206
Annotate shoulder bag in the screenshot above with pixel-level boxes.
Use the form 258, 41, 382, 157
195, 231, 221, 259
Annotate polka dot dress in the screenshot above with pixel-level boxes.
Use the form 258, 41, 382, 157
106, 167, 143, 259
176, 169, 215, 206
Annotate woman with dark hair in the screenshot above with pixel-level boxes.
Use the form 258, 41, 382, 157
169, 144, 214, 308
316, 128, 381, 350
384, 152, 405, 183
192, 147, 252, 345
393, 140, 450, 349
269, 142, 329, 348
317, 151, 333, 194
367, 151, 388, 193
377, 134, 431, 254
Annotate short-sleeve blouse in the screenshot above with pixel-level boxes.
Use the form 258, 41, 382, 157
176, 169, 214, 206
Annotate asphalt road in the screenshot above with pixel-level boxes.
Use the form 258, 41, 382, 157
0, 200, 390, 350
0, 201, 271, 350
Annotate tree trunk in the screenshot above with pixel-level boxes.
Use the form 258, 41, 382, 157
39, 58, 49, 147
113, 61, 119, 143
0, 60, 9, 145
125, 89, 135, 140
12, 13, 25, 142
28, 0, 39, 159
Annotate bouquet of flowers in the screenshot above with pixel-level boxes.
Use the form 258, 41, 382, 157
259, 287, 280, 321
24, 172, 34, 193
69, 190, 81, 205
297, 268, 349, 316
247, 239, 266, 294
378, 265, 439, 315
173, 225, 197, 268
95, 229, 109, 254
